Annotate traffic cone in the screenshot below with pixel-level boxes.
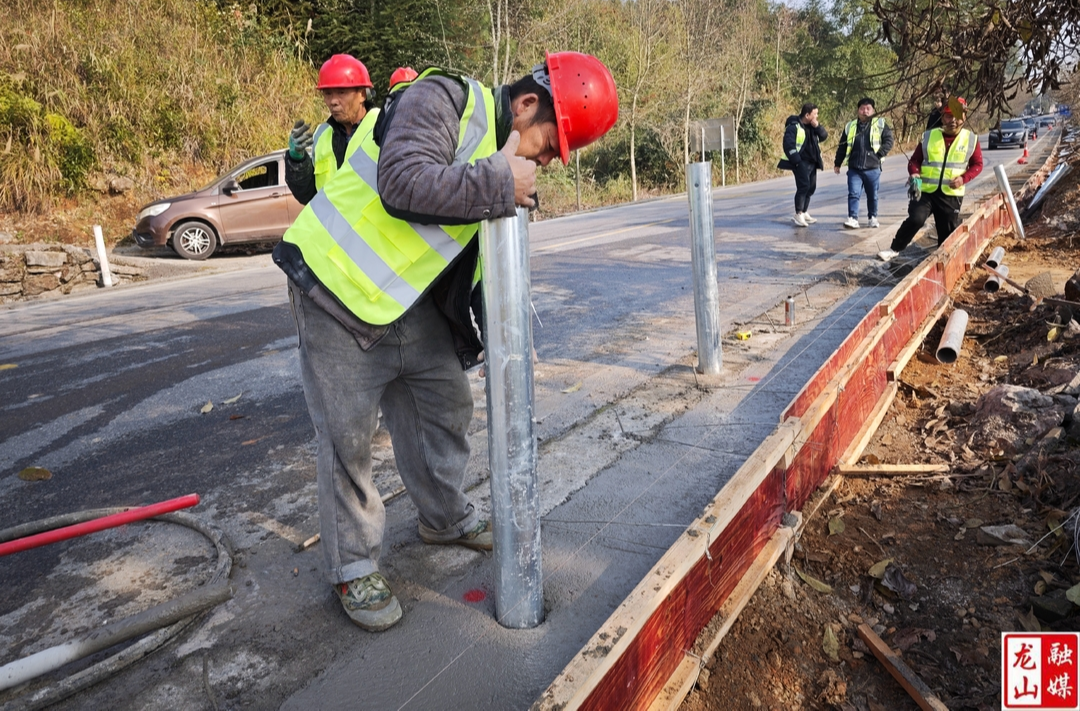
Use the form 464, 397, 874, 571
1018, 140, 1028, 164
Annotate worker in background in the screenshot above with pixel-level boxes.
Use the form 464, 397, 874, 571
926, 95, 946, 131
285, 54, 377, 205
878, 97, 982, 261
778, 103, 828, 227
834, 97, 894, 229
273, 51, 618, 632
388, 66, 418, 89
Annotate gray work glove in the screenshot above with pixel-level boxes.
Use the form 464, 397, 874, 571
288, 120, 313, 160
907, 175, 922, 202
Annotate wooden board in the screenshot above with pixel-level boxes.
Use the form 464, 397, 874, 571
646, 525, 795, 711
837, 463, 950, 475
840, 381, 899, 466
858, 624, 950, 711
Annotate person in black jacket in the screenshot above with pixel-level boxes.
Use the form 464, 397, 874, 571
777, 103, 828, 227
833, 98, 894, 229
926, 97, 944, 131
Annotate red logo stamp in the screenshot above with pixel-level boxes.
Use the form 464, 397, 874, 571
1003, 633, 1079, 709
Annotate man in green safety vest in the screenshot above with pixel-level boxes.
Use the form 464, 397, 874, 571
778, 103, 829, 227
272, 52, 618, 632
284, 54, 377, 205
833, 97, 894, 229
878, 97, 983, 262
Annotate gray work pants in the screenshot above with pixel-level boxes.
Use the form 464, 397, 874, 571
289, 281, 478, 585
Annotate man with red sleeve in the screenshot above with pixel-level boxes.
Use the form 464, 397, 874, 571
878, 97, 983, 261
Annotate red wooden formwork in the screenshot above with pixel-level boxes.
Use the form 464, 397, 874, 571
577, 469, 786, 711
534, 178, 1040, 711
782, 308, 879, 420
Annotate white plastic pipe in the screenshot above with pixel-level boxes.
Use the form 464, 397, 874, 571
985, 264, 1009, 293
93, 225, 114, 287
985, 246, 1006, 269
686, 161, 722, 374
936, 309, 969, 364
0, 584, 230, 691
479, 207, 542, 629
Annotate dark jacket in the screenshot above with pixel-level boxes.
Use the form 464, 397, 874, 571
283, 116, 354, 206
777, 115, 828, 171
273, 74, 513, 370
832, 117, 894, 171
926, 107, 943, 131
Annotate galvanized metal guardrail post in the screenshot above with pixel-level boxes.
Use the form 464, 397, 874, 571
686, 161, 723, 374
479, 206, 543, 629
994, 164, 1026, 240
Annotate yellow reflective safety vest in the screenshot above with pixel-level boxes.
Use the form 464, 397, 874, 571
920, 128, 976, 196
780, 123, 806, 163
841, 118, 886, 166
310, 110, 379, 191
282, 70, 498, 326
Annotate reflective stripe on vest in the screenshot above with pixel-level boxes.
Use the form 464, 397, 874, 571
920, 128, 975, 196
311, 110, 380, 191
841, 118, 885, 166
282, 73, 497, 325
780, 123, 805, 163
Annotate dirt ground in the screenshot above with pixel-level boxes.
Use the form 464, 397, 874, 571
685, 148, 1080, 711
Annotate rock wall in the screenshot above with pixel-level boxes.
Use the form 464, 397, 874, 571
0, 244, 146, 303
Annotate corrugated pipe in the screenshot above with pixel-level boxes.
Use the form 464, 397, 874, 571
936, 310, 969, 364
985, 264, 1009, 293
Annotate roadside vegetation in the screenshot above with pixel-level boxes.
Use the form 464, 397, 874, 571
0, 0, 1075, 243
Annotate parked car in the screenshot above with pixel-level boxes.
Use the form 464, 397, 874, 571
1039, 117, 1056, 131
988, 120, 1028, 149
1022, 117, 1037, 138
132, 150, 302, 260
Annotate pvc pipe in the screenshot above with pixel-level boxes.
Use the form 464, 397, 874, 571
0, 494, 199, 557
686, 161, 723, 374
0, 583, 231, 692
479, 207, 542, 629
93, 225, 114, 287
985, 264, 1009, 293
936, 310, 969, 364
985, 246, 1006, 269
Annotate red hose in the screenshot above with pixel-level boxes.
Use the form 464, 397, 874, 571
0, 494, 200, 557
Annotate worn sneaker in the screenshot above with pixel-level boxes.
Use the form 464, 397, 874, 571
420, 519, 493, 551
336, 573, 402, 632
868, 216, 880, 228
877, 249, 899, 262
791, 213, 808, 227
802, 212, 818, 224
843, 217, 860, 229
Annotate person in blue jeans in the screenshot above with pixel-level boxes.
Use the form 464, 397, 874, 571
833, 97, 894, 229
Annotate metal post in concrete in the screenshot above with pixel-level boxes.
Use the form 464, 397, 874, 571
479, 206, 543, 629
686, 161, 722, 375
994, 164, 1026, 240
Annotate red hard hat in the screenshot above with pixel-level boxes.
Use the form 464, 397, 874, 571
317, 54, 373, 90
389, 67, 419, 89
545, 51, 618, 165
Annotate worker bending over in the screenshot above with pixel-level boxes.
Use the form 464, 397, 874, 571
274, 52, 618, 632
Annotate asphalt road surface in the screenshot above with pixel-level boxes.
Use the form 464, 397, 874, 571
0, 133, 1041, 709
